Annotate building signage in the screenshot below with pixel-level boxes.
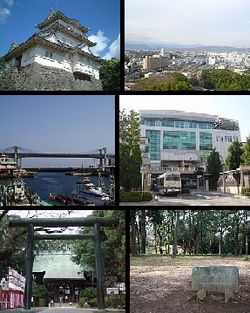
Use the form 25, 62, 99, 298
140, 165, 148, 173
8, 268, 25, 291
106, 288, 119, 295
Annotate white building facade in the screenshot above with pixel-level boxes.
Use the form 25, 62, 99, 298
4, 11, 101, 80
140, 110, 241, 173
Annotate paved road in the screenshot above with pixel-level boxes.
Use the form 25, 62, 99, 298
39, 309, 94, 313
120, 191, 250, 206
0, 308, 124, 313
0, 308, 94, 313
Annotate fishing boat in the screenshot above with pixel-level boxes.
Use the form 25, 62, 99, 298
49, 193, 77, 206
71, 177, 111, 206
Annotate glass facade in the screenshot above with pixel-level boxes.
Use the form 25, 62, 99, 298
199, 132, 213, 150
145, 130, 161, 161
142, 118, 214, 129
163, 131, 196, 150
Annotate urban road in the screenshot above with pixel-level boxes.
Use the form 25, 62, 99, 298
120, 191, 250, 206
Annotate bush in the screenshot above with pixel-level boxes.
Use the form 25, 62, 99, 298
79, 287, 97, 300
241, 187, 250, 196
88, 298, 98, 307
32, 283, 49, 299
120, 191, 153, 202
78, 298, 88, 307
105, 294, 126, 308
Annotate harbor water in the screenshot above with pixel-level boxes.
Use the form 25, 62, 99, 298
2, 172, 111, 204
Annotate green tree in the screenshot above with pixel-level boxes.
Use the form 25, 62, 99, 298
119, 110, 142, 191
242, 136, 250, 165
225, 140, 243, 170
200, 69, 250, 91
99, 58, 120, 91
146, 80, 190, 91
206, 149, 223, 189
125, 55, 130, 63
72, 210, 125, 286
131, 210, 249, 257
169, 72, 188, 82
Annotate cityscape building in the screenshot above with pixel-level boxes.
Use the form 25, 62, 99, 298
140, 110, 241, 176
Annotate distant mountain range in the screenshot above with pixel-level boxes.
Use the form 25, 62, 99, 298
126, 43, 250, 52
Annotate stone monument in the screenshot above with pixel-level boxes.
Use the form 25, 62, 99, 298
192, 266, 239, 302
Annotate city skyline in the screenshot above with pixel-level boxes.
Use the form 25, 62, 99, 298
0, 0, 120, 60
126, 0, 250, 48
120, 95, 250, 142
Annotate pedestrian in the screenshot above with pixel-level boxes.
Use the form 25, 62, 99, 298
59, 296, 63, 307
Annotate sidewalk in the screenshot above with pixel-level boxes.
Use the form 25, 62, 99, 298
0, 308, 46, 313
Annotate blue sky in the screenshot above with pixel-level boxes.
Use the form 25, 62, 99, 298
126, 0, 250, 47
120, 95, 250, 142
0, 95, 115, 167
0, 0, 120, 59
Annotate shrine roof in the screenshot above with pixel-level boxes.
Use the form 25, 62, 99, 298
37, 11, 90, 34
33, 252, 89, 279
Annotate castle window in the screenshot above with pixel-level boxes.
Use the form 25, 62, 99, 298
45, 51, 53, 59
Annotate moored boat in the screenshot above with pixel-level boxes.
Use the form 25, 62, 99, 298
71, 177, 111, 205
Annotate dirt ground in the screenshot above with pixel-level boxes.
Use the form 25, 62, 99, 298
130, 255, 250, 313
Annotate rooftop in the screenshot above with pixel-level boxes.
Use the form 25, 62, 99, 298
139, 110, 218, 122
37, 10, 90, 33
33, 252, 87, 280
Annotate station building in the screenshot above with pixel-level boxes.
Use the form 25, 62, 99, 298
140, 110, 241, 187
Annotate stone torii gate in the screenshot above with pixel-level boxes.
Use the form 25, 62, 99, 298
9, 216, 119, 310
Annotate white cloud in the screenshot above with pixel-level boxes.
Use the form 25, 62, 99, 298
4, 0, 14, 6
0, 7, 10, 23
126, 0, 250, 47
88, 30, 109, 56
103, 34, 120, 60
0, 0, 13, 23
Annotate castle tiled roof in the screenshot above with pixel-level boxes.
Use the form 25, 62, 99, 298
4, 32, 101, 63
37, 10, 90, 34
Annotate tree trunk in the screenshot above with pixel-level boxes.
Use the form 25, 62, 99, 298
234, 212, 240, 256
219, 228, 223, 255
140, 210, 146, 254
218, 210, 223, 255
130, 210, 137, 256
188, 210, 192, 255
246, 234, 249, 256
172, 210, 179, 258
154, 224, 157, 254
244, 211, 248, 256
